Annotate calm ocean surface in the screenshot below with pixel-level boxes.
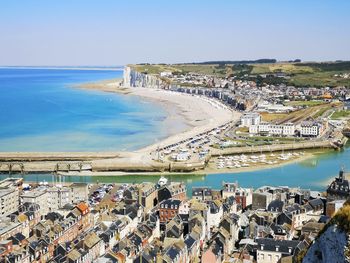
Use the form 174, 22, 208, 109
0, 68, 169, 151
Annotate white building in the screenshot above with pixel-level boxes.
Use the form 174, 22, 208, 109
47, 187, 72, 211
20, 189, 49, 216
250, 122, 295, 136
20, 185, 81, 216
282, 123, 296, 136
207, 200, 223, 238
240, 113, 261, 127
0, 188, 19, 217
256, 239, 301, 263
300, 121, 323, 137
179, 201, 190, 215
70, 183, 89, 204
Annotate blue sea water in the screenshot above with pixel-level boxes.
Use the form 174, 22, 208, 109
0, 68, 169, 151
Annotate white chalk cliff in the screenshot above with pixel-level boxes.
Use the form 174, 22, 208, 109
123, 66, 164, 88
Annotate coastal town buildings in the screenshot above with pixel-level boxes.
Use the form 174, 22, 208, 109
249, 122, 296, 137
0, 188, 19, 217
240, 113, 261, 127
327, 169, 350, 201
0, 169, 348, 262
300, 121, 324, 137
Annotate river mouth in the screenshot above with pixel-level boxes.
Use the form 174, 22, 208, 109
2, 145, 348, 196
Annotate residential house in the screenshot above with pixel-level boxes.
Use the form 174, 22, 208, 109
159, 200, 182, 224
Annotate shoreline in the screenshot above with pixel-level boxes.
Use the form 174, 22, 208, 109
77, 79, 237, 153
1, 77, 343, 177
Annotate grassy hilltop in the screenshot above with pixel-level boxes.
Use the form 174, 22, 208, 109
130, 61, 350, 87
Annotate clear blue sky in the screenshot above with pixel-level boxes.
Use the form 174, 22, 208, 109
1, 0, 349, 66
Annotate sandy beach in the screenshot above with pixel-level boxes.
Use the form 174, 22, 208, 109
78, 79, 239, 153
76, 78, 129, 94
130, 87, 239, 153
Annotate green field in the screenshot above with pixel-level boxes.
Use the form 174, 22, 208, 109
131, 61, 350, 87
285, 100, 327, 107
261, 102, 339, 123
130, 63, 227, 77
331, 110, 350, 119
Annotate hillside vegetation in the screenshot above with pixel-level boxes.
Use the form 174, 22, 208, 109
131, 61, 350, 87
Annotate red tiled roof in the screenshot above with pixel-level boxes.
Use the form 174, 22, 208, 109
76, 202, 89, 215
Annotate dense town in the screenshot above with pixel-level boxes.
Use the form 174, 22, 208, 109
0, 169, 349, 263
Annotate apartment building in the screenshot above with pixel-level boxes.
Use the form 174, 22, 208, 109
0, 188, 19, 217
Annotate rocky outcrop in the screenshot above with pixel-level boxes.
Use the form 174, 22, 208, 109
123, 66, 164, 88
302, 204, 350, 263
302, 225, 349, 263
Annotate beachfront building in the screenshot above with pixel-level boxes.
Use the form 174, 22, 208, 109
249, 122, 296, 137
240, 113, 261, 127
300, 121, 324, 137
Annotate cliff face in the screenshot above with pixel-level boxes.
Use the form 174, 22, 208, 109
123, 66, 164, 88
302, 204, 350, 263
302, 225, 349, 263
